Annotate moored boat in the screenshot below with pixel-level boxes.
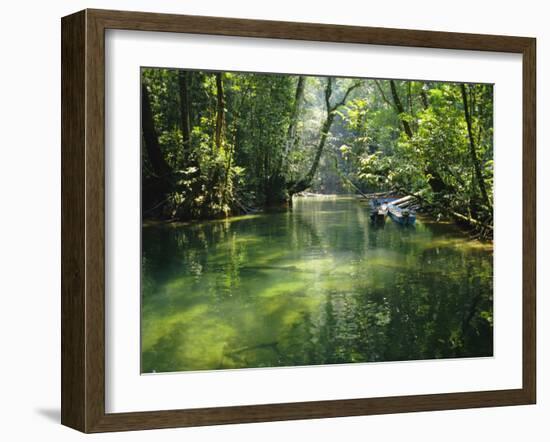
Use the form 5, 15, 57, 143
388, 203, 416, 225
369, 199, 388, 223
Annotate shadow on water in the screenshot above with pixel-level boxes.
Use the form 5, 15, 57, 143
142, 196, 493, 373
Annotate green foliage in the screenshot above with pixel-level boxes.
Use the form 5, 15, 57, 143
141, 68, 493, 232
349, 80, 493, 231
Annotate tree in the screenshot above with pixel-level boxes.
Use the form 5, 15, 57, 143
141, 82, 172, 180
141, 81, 174, 215
461, 83, 492, 213
282, 75, 305, 168
178, 70, 192, 165
214, 72, 225, 151
389, 79, 413, 138
290, 77, 360, 194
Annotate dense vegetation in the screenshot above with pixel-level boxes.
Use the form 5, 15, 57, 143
142, 68, 493, 236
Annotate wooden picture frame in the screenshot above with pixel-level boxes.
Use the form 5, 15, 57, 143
61, 8, 536, 433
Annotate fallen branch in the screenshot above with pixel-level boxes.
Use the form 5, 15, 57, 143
395, 187, 493, 231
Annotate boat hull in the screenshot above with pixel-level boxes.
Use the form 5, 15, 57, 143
388, 204, 416, 225
369, 199, 388, 223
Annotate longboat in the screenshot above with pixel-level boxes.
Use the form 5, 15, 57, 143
369, 199, 388, 223
387, 203, 416, 225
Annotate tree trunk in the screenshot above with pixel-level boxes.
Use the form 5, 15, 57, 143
283, 76, 305, 162
303, 78, 335, 185
141, 82, 173, 215
407, 82, 413, 114
266, 76, 306, 205
214, 72, 225, 151
461, 84, 491, 211
389, 80, 413, 138
420, 89, 429, 109
141, 83, 172, 179
178, 70, 192, 165
305, 114, 334, 184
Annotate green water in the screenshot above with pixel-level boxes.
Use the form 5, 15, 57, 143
141, 196, 493, 373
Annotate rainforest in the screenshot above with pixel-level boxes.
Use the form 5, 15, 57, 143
141, 68, 493, 373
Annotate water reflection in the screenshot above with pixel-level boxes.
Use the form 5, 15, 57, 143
142, 196, 493, 373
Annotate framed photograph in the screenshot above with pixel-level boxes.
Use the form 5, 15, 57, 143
61, 9, 536, 433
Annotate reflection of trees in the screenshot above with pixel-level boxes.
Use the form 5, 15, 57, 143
291, 197, 369, 259
275, 225, 493, 365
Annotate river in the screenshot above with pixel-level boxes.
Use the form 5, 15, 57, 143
141, 195, 493, 373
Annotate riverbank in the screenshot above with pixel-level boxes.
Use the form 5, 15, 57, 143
144, 192, 493, 244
